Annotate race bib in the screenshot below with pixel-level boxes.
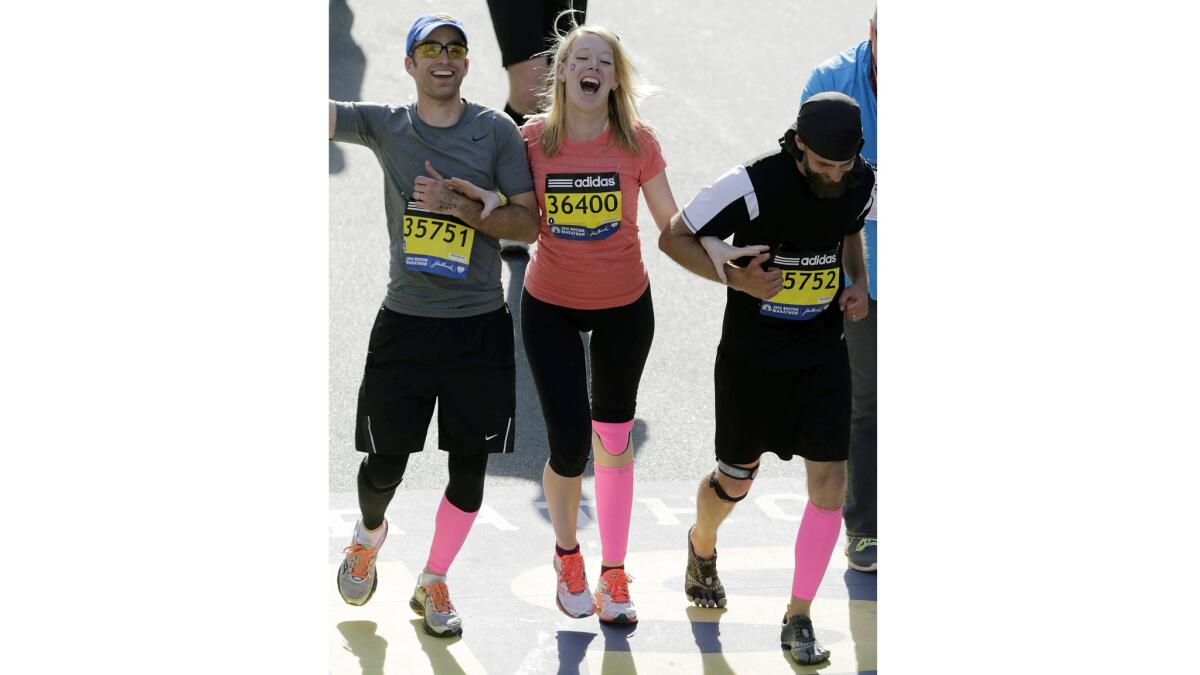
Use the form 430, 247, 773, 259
402, 202, 475, 279
544, 172, 622, 240
759, 247, 841, 321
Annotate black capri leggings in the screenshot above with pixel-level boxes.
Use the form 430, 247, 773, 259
521, 287, 654, 478
356, 452, 489, 529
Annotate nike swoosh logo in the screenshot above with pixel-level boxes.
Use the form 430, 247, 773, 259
485, 434, 498, 440
472, 134, 488, 142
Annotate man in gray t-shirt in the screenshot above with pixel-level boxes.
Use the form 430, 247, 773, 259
328, 13, 538, 639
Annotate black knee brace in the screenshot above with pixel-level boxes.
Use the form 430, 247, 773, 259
708, 460, 759, 503
709, 471, 747, 503
716, 459, 759, 480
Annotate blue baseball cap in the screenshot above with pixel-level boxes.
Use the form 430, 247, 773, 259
405, 13, 468, 55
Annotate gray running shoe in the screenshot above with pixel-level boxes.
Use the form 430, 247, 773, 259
409, 579, 464, 638
685, 526, 726, 608
595, 568, 637, 624
846, 537, 877, 572
337, 521, 387, 606
553, 551, 596, 618
780, 613, 830, 665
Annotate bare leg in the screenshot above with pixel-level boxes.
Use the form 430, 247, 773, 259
543, 460, 583, 549
690, 463, 758, 559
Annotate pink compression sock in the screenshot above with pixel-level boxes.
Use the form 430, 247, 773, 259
592, 419, 635, 564
792, 501, 843, 600
594, 462, 634, 564
592, 420, 633, 455
425, 494, 480, 575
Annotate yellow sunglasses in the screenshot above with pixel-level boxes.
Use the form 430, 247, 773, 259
412, 41, 468, 60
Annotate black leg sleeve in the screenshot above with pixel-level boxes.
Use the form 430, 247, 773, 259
356, 453, 410, 530
444, 453, 490, 513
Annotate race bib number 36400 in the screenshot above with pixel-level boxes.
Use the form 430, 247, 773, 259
403, 202, 475, 279
544, 172, 622, 240
759, 248, 840, 321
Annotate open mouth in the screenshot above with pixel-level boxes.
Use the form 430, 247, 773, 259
580, 77, 601, 95
432, 69, 455, 80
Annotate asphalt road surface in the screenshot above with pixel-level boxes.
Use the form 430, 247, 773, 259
328, 2, 876, 673
329, 0, 875, 492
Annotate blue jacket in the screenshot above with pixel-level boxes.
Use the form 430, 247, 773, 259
801, 39, 878, 299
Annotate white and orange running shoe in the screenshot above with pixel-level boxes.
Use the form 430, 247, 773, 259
595, 568, 637, 624
336, 521, 387, 606
553, 551, 596, 618
409, 577, 463, 638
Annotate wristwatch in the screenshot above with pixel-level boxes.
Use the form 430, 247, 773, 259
493, 189, 508, 208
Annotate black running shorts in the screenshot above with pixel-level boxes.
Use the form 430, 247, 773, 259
354, 305, 516, 455
713, 344, 851, 465
486, 0, 588, 68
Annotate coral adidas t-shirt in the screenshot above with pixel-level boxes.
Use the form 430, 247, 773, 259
520, 117, 666, 310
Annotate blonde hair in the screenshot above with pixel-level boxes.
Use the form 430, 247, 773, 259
536, 21, 655, 158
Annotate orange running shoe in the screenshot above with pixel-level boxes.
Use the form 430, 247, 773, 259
553, 550, 596, 618
595, 568, 637, 624
409, 578, 463, 638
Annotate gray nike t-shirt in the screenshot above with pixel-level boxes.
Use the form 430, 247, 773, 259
332, 100, 534, 318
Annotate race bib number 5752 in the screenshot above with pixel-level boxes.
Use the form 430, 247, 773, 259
759, 247, 841, 321
403, 202, 475, 279
544, 172, 622, 240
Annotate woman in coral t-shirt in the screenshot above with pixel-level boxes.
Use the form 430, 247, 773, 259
448, 22, 678, 624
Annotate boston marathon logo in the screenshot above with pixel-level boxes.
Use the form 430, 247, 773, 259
760, 246, 841, 321
544, 172, 622, 241
402, 201, 475, 280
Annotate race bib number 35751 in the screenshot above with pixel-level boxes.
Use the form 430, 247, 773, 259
759, 247, 841, 321
544, 172, 622, 240
402, 202, 475, 279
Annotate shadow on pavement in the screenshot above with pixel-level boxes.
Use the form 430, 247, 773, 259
407, 618, 469, 674
686, 606, 738, 674
845, 569, 878, 674
555, 630, 596, 674
598, 622, 639, 673
329, 0, 366, 174
843, 568, 877, 602
335, 620, 387, 675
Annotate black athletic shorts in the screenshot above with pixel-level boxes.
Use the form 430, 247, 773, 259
713, 343, 851, 466
354, 305, 516, 455
486, 0, 588, 68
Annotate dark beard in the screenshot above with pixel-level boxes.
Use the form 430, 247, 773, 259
806, 171, 847, 199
